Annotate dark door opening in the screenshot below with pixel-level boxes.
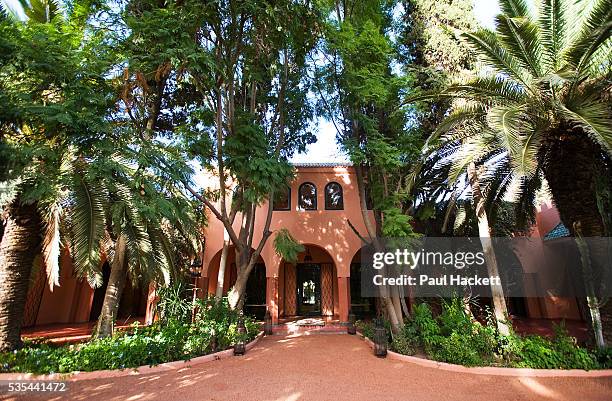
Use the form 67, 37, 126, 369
89, 262, 111, 321
297, 263, 321, 315
350, 263, 376, 320
245, 263, 266, 319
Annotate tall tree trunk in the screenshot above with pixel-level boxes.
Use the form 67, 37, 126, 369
227, 265, 249, 310
468, 163, 510, 336
93, 235, 128, 339
353, 164, 403, 332
541, 133, 611, 345
575, 224, 606, 349
215, 237, 230, 300
0, 199, 41, 351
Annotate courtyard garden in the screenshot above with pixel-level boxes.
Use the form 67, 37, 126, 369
0, 0, 611, 395
358, 299, 612, 370
0, 285, 259, 374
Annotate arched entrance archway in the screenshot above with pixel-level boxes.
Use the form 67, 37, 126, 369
206, 246, 266, 319
278, 244, 339, 319
349, 247, 376, 320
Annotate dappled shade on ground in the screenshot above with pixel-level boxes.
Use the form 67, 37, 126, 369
5, 333, 611, 401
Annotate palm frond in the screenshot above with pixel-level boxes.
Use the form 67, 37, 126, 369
147, 224, 174, 286
462, 29, 534, 91
443, 75, 529, 103
425, 104, 488, 150
448, 132, 498, 183
496, 15, 543, 77
539, 0, 569, 70
112, 182, 154, 280
513, 171, 542, 229
488, 104, 540, 176
71, 173, 107, 288
453, 203, 468, 232
558, 95, 612, 155
122, 217, 153, 282
499, 0, 531, 18
564, 0, 612, 76
41, 200, 62, 290
18, 0, 61, 23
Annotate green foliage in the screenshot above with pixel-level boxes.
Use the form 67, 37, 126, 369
155, 282, 193, 323
273, 228, 304, 264
414, 0, 612, 234
391, 300, 605, 369
0, 294, 258, 374
15, 0, 62, 23
505, 324, 600, 370
391, 328, 417, 355
355, 320, 375, 339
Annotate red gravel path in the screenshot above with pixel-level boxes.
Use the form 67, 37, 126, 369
3, 333, 611, 401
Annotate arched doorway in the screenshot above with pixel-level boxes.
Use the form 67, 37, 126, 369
89, 262, 111, 321
278, 244, 338, 318
245, 263, 266, 319
206, 246, 266, 319
350, 248, 376, 320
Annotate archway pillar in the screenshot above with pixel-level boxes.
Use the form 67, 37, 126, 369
266, 276, 279, 324
337, 276, 350, 323
262, 248, 281, 324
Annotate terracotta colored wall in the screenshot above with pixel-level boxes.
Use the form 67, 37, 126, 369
514, 201, 582, 320
35, 250, 94, 325
202, 166, 368, 277
200, 165, 370, 322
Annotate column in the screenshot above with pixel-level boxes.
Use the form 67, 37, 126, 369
266, 276, 279, 324
337, 276, 350, 323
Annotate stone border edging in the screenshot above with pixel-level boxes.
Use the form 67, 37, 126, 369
356, 333, 612, 378
0, 331, 265, 382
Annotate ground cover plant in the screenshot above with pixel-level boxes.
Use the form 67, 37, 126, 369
358, 298, 612, 370
0, 289, 259, 374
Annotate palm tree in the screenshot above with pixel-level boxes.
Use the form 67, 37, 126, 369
413, 0, 611, 236
0, 4, 197, 347
0, 0, 114, 349
36, 150, 201, 339
408, 0, 612, 345
90, 164, 201, 338
1, 0, 61, 23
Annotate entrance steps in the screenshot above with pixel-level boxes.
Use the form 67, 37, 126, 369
272, 317, 348, 335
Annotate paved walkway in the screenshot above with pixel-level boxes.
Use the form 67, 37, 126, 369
4, 334, 611, 401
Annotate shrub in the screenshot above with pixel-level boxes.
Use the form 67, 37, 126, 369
355, 320, 374, 339
416, 299, 497, 366
391, 330, 416, 355
0, 295, 259, 374
594, 347, 612, 369
505, 324, 599, 370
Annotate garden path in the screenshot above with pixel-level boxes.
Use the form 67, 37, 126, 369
4, 333, 611, 401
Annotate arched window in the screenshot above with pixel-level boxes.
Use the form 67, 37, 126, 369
273, 186, 291, 211
325, 182, 344, 210
298, 182, 317, 210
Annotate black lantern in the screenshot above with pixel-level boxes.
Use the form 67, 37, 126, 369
234, 311, 247, 355
189, 257, 203, 322
189, 257, 203, 278
347, 310, 356, 335
373, 317, 387, 358
303, 248, 313, 262
264, 308, 273, 335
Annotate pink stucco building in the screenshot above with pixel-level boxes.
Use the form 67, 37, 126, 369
22, 164, 587, 332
